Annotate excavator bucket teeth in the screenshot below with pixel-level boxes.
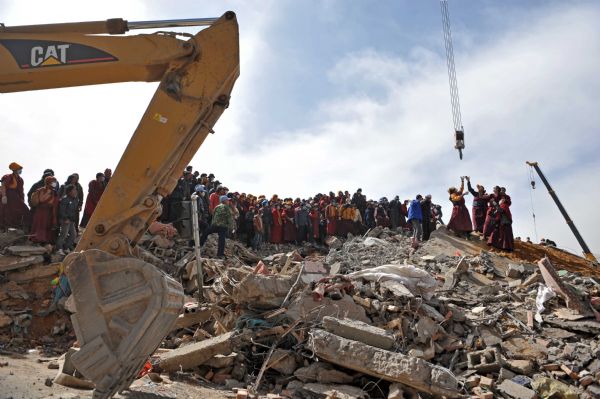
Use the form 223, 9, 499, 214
64, 249, 184, 399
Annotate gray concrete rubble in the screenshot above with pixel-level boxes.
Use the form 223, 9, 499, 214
158, 332, 236, 372
308, 329, 461, 398
301, 383, 368, 399
2, 224, 600, 398
322, 316, 396, 350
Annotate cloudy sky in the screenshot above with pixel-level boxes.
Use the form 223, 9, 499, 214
1, 0, 599, 257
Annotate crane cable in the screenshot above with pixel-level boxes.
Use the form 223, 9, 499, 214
526, 164, 539, 242
440, 0, 465, 159
440, 0, 462, 132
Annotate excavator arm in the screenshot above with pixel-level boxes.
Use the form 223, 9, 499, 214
0, 12, 239, 398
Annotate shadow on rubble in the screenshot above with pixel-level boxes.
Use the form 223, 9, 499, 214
119, 392, 175, 399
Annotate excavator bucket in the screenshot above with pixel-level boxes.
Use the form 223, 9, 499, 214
65, 250, 184, 398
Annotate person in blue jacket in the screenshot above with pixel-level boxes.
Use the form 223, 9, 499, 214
407, 194, 423, 243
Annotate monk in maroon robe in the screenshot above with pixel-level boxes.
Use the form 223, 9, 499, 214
447, 179, 473, 238
487, 199, 514, 251
0, 162, 30, 230
309, 208, 320, 241
270, 205, 283, 243
483, 186, 501, 238
80, 173, 105, 227
282, 205, 296, 243
30, 176, 58, 244
466, 178, 490, 233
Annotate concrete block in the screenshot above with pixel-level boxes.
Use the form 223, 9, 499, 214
308, 329, 460, 398
506, 263, 525, 278
497, 379, 536, 399
158, 332, 234, 372
506, 359, 534, 375
467, 348, 502, 373
323, 316, 395, 350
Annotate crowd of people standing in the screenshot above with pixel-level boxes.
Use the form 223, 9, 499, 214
0, 162, 514, 258
0, 163, 112, 255
157, 167, 450, 258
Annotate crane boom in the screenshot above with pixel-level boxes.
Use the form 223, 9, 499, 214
526, 161, 597, 263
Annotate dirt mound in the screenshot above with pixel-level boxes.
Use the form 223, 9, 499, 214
511, 241, 599, 277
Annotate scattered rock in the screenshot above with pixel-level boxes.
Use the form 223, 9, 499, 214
497, 379, 536, 399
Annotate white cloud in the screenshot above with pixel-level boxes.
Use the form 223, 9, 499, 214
196, 2, 600, 254
1, 1, 599, 256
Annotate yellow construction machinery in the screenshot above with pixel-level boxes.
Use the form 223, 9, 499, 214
0, 13, 239, 398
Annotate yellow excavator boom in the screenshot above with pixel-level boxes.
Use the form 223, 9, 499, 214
0, 12, 239, 398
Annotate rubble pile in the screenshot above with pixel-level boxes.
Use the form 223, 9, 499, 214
0, 229, 74, 355
2, 224, 600, 398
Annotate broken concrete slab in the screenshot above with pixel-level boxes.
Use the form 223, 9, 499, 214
6, 245, 47, 256
419, 303, 445, 322
294, 362, 354, 384
348, 264, 438, 300
380, 280, 414, 298
505, 359, 534, 375
497, 379, 536, 399
267, 349, 297, 375
232, 273, 295, 308
501, 337, 547, 361
538, 257, 589, 315
322, 316, 395, 350
506, 263, 525, 278
415, 316, 438, 344
301, 260, 329, 284
0, 255, 44, 273
325, 236, 342, 249
443, 257, 468, 290
286, 294, 370, 324
301, 383, 367, 399
479, 325, 502, 347
308, 329, 460, 398
205, 353, 236, 369
7, 263, 59, 282
172, 307, 212, 330
545, 318, 600, 334
158, 332, 235, 372
1, 281, 28, 300
363, 237, 390, 247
